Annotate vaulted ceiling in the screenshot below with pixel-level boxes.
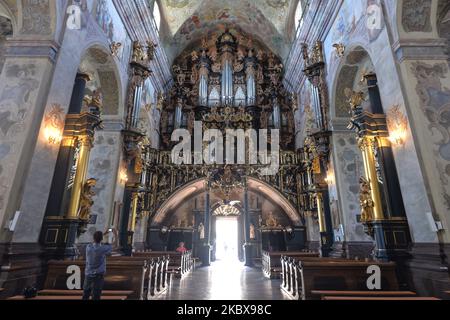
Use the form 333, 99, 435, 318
158, 0, 298, 63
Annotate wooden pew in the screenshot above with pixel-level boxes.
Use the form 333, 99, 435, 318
322, 296, 440, 301
8, 295, 128, 300
38, 289, 134, 297
280, 256, 349, 299
281, 257, 398, 300
146, 257, 171, 300
107, 255, 169, 299
296, 260, 399, 300
134, 251, 193, 278
262, 251, 319, 279
311, 290, 417, 300
44, 260, 147, 300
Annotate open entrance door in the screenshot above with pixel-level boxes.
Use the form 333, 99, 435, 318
215, 217, 239, 262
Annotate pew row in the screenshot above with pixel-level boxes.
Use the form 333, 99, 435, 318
38, 289, 134, 297
44, 259, 149, 300
8, 295, 128, 300
107, 256, 170, 300
262, 251, 320, 279
311, 290, 417, 299
133, 251, 194, 278
322, 296, 440, 301
280, 256, 399, 300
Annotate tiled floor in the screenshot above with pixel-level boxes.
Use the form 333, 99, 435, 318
159, 260, 288, 300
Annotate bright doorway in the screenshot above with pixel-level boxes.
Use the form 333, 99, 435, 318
215, 217, 239, 262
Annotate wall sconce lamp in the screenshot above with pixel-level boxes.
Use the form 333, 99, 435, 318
387, 105, 408, 146
43, 104, 64, 145
119, 169, 129, 184
324, 172, 335, 185
44, 126, 63, 145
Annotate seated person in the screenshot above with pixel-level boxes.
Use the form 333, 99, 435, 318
176, 242, 188, 253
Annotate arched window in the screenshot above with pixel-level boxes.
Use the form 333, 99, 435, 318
294, 1, 304, 32
153, 0, 161, 31
153, 1, 161, 31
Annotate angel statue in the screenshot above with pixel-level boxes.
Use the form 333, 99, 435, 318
78, 178, 97, 221
198, 222, 205, 240
359, 176, 374, 222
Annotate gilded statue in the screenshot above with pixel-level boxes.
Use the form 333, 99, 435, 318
146, 41, 158, 61
201, 37, 208, 50
346, 89, 365, 111
78, 178, 97, 221
110, 42, 122, 57
359, 177, 374, 222
191, 50, 199, 62
333, 43, 345, 58
132, 41, 146, 63
250, 223, 256, 240
266, 212, 279, 228
90, 90, 103, 111
156, 92, 165, 111
187, 110, 195, 133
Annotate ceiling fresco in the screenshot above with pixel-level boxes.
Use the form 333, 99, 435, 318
159, 0, 296, 62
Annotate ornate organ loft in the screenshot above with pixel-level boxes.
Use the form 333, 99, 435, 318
139, 30, 305, 266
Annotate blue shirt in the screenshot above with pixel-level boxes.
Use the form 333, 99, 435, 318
85, 243, 112, 276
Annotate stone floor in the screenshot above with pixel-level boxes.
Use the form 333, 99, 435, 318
159, 260, 288, 300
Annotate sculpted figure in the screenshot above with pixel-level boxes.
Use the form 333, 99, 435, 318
79, 178, 97, 221
359, 177, 374, 222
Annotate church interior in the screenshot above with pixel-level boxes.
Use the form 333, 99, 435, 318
0, 0, 450, 302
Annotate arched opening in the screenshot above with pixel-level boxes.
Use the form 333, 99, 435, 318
438, 0, 450, 63
153, 0, 161, 32
331, 46, 411, 259
40, 45, 123, 251
294, 0, 304, 33
147, 177, 304, 261
0, 14, 13, 74
79, 46, 121, 116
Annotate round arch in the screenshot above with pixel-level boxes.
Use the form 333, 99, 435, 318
151, 177, 304, 227
330, 44, 377, 121
77, 43, 124, 117
0, 0, 17, 35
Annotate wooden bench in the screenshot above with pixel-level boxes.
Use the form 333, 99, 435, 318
311, 290, 417, 299
44, 260, 147, 300
8, 295, 128, 300
322, 296, 440, 301
280, 256, 399, 300
134, 251, 194, 278
280, 256, 350, 298
38, 289, 134, 297
262, 251, 319, 279
107, 255, 170, 299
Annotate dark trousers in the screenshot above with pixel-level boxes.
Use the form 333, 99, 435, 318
82, 274, 105, 300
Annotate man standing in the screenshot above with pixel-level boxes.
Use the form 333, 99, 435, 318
83, 231, 112, 300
